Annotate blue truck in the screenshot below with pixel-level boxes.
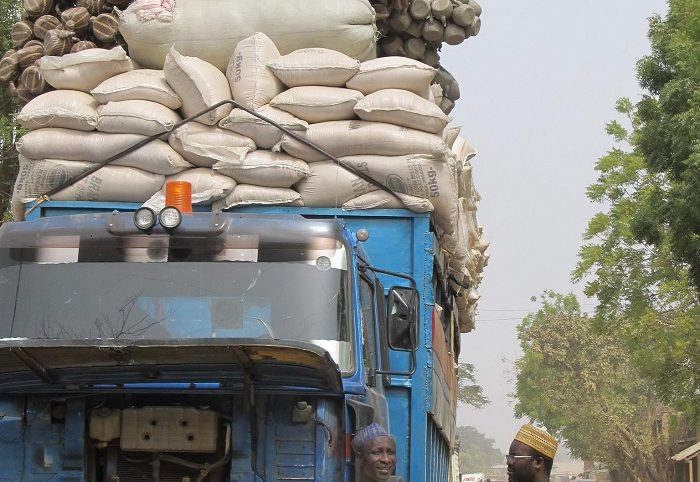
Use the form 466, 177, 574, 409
0, 200, 462, 482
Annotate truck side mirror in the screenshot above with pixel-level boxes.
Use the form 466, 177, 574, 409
386, 286, 417, 351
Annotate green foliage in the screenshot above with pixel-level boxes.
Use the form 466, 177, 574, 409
632, 0, 700, 292
457, 362, 490, 409
456, 426, 504, 474
573, 92, 700, 418
514, 291, 671, 482
0, 0, 22, 219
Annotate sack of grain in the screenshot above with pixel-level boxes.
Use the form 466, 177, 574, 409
168, 122, 256, 167
96, 100, 181, 136
143, 168, 236, 211
270, 86, 363, 123
118, 0, 376, 71
12, 156, 164, 220
227, 32, 284, 110
213, 150, 309, 188
91, 69, 183, 109
163, 48, 232, 125
40, 46, 134, 92
279, 120, 451, 162
294, 160, 375, 207
338, 154, 458, 233
268, 48, 360, 88
355, 89, 450, 134
219, 105, 308, 150
346, 57, 437, 95
212, 184, 302, 210
342, 191, 433, 213
16, 128, 192, 175
443, 125, 461, 149
17, 90, 99, 131
353, 89, 450, 133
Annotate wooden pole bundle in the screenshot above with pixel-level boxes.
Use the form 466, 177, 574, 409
3, 0, 127, 104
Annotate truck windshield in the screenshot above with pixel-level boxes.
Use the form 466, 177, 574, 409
0, 224, 353, 372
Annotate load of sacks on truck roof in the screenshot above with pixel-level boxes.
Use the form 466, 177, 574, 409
11, 31, 487, 331
1, 0, 475, 110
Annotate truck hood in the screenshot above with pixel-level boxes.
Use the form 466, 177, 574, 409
0, 338, 343, 394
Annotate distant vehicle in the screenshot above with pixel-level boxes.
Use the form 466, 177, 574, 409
462, 474, 486, 482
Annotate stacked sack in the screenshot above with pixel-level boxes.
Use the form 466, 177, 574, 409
10, 31, 487, 331
1, 0, 479, 112
1, 0, 126, 104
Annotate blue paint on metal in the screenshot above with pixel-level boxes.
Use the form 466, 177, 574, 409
14, 201, 453, 482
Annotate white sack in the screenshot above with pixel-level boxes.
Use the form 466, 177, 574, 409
40, 46, 134, 92
443, 125, 462, 149
143, 168, 236, 211
353, 89, 450, 134
227, 32, 284, 110
338, 154, 458, 233
119, 0, 377, 71
346, 57, 437, 95
279, 120, 451, 162
168, 122, 256, 167
16, 128, 192, 175
213, 151, 309, 188
97, 100, 182, 136
17, 90, 99, 131
451, 136, 479, 163
11, 156, 164, 220
91, 69, 183, 109
268, 48, 360, 88
342, 191, 433, 213
270, 86, 363, 123
163, 48, 232, 125
219, 105, 308, 150
212, 184, 302, 210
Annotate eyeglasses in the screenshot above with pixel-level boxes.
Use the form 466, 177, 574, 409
506, 454, 536, 463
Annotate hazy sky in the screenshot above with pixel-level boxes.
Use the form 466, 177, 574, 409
440, 0, 668, 455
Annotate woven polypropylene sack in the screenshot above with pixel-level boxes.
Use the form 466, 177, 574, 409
353, 89, 451, 134
212, 184, 302, 210
227, 32, 284, 110
12, 156, 164, 220
143, 168, 237, 211
268, 48, 360, 88
163, 48, 232, 125
119, 0, 377, 71
40, 46, 134, 92
96, 100, 182, 136
168, 122, 256, 167
342, 191, 433, 213
16, 128, 192, 175
280, 120, 450, 162
338, 154, 458, 233
18, 90, 99, 131
270, 86, 363, 123
213, 150, 309, 188
219, 105, 308, 150
91, 69, 183, 109
346, 57, 437, 95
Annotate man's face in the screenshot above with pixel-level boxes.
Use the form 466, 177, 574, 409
506, 440, 537, 482
359, 435, 397, 482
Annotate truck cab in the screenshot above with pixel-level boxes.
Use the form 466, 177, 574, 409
0, 202, 455, 482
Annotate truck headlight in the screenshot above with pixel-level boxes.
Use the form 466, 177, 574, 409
158, 206, 182, 229
134, 207, 157, 231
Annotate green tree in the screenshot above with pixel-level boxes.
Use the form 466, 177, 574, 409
514, 291, 671, 482
628, 0, 700, 293
456, 426, 504, 475
458, 362, 489, 409
0, 0, 22, 220
573, 98, 700, 418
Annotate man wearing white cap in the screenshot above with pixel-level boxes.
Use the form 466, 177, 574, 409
506, 424, 558, 482
352, 422, 398, 482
